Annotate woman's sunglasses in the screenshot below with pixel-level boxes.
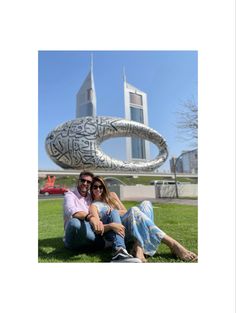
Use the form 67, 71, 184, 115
92, 184, 103, 190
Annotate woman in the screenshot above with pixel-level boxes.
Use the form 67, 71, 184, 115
90, 176, 198, 263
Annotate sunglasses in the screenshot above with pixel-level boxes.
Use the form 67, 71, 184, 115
92, 185, 104, 190
79, 178, 92, 185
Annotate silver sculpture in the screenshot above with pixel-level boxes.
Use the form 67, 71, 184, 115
45, 116, 168, 172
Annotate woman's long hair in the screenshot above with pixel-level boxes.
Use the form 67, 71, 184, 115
91, 176, 117, 208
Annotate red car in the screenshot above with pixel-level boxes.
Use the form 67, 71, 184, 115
39, 186, 68, 196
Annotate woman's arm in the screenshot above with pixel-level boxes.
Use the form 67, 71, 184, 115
89, 204, 100, 220
103, 223, 125, 237
110, 192, 127, 216
89, 204, 104, 235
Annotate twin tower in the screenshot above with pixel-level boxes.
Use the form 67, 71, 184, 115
76, 60, 150, 163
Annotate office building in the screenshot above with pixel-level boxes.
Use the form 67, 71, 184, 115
169, 156, 183, 173
76, 59, 96, 118
181, 149, 198, 174
170, 149, 198, 174
123, 73, 150, 162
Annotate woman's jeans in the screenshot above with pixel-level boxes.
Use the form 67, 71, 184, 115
99, 208, 126, 250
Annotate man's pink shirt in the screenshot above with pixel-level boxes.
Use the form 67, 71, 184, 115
63, 188, 92, 231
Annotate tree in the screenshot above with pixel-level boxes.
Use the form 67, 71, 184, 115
176, 98, 198, 146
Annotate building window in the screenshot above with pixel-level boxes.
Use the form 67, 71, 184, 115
79, 103, 93, 117
130, 107, 144, 123
131, 138, 146, 159
129, 92, 142, 105
87, 88, 93, 102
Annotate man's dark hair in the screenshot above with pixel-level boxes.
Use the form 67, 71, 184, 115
78, 171, 94, 180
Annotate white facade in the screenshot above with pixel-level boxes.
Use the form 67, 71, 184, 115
124, 80, 150, 161
181, 149, 198, 174
169, 156, 183, 173
118, 184, 198, 200
76, 65, 96, 118
169, 150, 198, 174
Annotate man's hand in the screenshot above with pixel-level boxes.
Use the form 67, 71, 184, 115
90, 217, 104, 235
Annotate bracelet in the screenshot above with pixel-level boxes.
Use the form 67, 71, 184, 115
85, 213, 94, 222
85, 213, 90, 221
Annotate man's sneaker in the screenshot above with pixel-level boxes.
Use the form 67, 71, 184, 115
111, 247, 141, 263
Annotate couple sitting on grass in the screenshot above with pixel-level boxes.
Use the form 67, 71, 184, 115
63, 171, 197, 263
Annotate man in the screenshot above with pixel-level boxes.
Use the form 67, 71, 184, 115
63, 171, 141, 263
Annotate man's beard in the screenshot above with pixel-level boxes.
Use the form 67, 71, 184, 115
78, 186, 88, 196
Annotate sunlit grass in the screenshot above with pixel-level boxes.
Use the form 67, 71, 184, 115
38, 199, 198, 263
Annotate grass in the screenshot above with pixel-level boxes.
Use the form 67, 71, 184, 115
38, 199, 198, 263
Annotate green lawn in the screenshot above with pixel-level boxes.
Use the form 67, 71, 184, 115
38, 199, 198, 263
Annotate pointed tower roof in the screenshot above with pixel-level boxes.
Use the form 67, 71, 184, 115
123, 67, 144, 93
76, 55, 97, 118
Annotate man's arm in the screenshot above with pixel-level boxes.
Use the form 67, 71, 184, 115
73, 209, 104, 235
72, 211, 88, 220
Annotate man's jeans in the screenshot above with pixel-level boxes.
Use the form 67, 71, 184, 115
64, 209, 125, 251
64, 218, 105, 250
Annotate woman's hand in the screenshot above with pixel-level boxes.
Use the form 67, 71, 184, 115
110, 222, 125, 237
90, 217, 104, 235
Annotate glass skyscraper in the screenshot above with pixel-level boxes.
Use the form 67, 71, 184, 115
76, 60, 96, 118
75, 60, 150, 163
124, 78, 150, 162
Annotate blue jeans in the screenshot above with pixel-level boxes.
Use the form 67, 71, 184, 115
64, 218, 105, 250
99, 208, 126, 250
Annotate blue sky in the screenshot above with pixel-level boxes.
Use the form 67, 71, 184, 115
38, 50, 198, 172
